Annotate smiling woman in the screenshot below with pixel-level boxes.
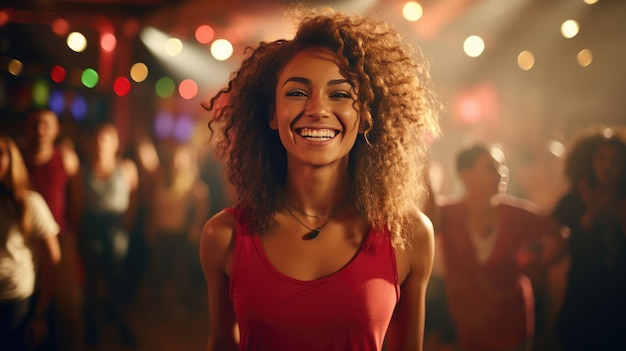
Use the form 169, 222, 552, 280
199, 7, 440, 351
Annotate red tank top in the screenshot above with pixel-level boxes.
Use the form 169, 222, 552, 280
26, 147, 69, 233
227, 206, 400, 351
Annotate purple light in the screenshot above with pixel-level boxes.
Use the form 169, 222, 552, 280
174, 116, 194, 142
154, 110, 174, 140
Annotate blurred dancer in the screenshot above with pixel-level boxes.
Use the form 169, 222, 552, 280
552, 128, 626, 351
0, 132, 61, 350
74, 123, 139, 346
147, 141, 209, 318
20, 108, 83, 351
431, 144, 566, 351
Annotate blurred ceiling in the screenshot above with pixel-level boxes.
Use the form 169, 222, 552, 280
2, 0, 626, 145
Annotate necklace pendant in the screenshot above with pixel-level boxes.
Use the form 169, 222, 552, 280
302, 228, 321, 240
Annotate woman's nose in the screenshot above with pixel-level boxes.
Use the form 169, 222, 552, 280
304, 93, 330, 118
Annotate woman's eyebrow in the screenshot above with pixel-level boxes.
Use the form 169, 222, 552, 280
282, 77, 353, 87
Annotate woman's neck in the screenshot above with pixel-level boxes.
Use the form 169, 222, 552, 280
284, 163, 351, 214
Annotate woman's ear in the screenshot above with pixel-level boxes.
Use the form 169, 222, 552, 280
269, 115, 278, 130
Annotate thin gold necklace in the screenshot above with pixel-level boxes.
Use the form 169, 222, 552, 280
286, 200, 347, 240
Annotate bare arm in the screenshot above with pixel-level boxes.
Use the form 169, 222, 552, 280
385, 212, 435, 351
199, 210, 238, 351
121, 158, 139, 233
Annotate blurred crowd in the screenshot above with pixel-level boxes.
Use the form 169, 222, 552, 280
1, 108, 624, 351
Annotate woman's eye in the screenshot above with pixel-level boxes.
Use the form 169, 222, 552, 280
286, 90, 307, 97
331, 91, 353, 99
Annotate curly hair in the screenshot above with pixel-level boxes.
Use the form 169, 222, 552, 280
203, 9, 440, 249
563, 126, 626, 196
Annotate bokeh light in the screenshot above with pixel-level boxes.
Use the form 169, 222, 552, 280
32, 79, 50, 107
49, 90, 65, 114
463, 35, 485, 57
130, 62, 148, 82
101, 33, 117, 52
52, 18, 69, 36
8, 59, 23, 76
561, 19, 579, 39
155, 77, 176, 98
70, 95, 88, 121
81, 68, 99, 88
67, 32, 87, 52
174, 116, 195, 143
577, 49, 593, 67
165, 38, 183, 56
402, 2, 424, 22
210, 39, 233, 61
113, 77, 131, 96
50, 65, 66, 83
195, 25, 215, 44
517, 51, 535, 71
154, 110, 175, 139
0, 11, 9, 26
178, 79, 198, 100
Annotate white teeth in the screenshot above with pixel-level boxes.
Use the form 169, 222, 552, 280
299, 128, 337, 139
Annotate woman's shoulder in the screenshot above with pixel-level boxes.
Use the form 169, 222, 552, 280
200, 208, 239, 258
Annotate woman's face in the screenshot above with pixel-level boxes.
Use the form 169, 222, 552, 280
462, 153, 502, 197
272, 47, 360, 168
0, 140, 10, 181
592, 143, 624, 188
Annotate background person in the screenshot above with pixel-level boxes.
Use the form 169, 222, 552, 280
0, 132, 61, 350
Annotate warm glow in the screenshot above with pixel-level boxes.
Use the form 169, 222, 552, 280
178, 79, 198, 100
583, 0, 599, 4
67, 32, 87, 52
52, 18, 70, 36
165, 38, 183, 56
577, 49, 593, 67
517, 51, 535, 71
561, 19, 579, 39
195, 25, 215, 44
101, 33, 116, 52
130, 62, 149, 82
8, 59, 23, 76
210, 39, 233, 61
402, 2, 423, 22
548, 140, 565, 158
0, 11, 9, 26
463, 35, 485, 58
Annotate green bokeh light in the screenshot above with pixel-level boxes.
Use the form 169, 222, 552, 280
32, 79, 50, 107
81, 68, 99, 88
155, 76, 176, 99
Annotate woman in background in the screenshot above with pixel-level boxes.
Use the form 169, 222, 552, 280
74, 123, 139, 347
0, 132, 61, 350
552, 127, 626, 351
